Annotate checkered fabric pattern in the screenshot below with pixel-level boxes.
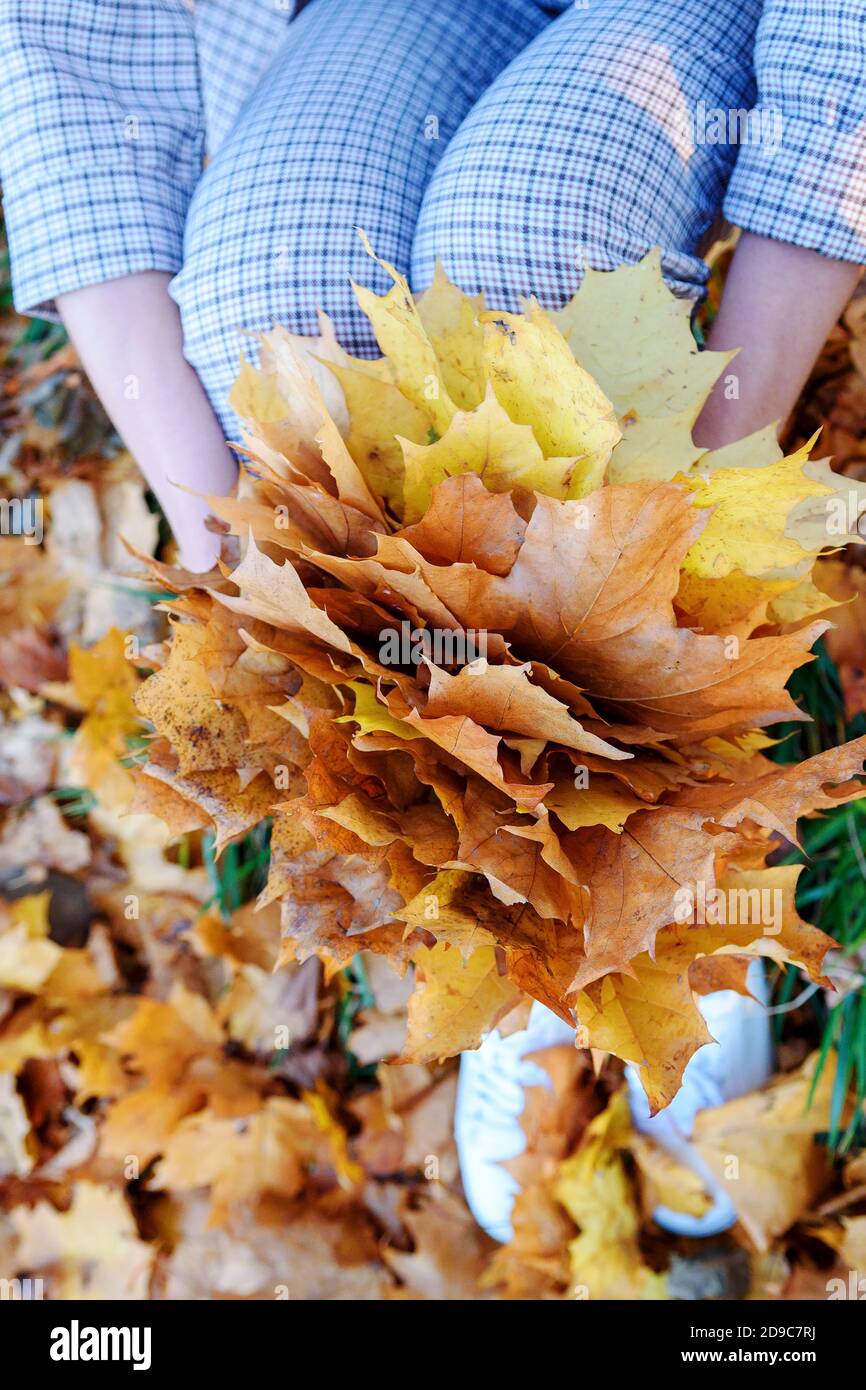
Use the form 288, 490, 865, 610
1, 0, 865, 436
172, 0, 551, 427
0, 0, 299, 321
724, 0, 866, 267
412, 0, 766, 312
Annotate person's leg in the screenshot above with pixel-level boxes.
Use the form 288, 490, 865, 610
456, 975, 773, 1243
412, 0, 773, 1242
412, 0, 763, 304
625, 965, 773, 1238
172, 0, 551, 437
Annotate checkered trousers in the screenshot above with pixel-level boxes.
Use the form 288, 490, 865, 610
1, 0, 865, 435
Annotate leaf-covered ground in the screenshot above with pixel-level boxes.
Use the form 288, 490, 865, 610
2, 238, 866, 1300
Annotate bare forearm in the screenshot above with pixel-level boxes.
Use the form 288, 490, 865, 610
56, 272, 237, 570
694, 233, 862, 450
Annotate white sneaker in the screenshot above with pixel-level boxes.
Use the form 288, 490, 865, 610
456, 965, 773, 1242
454, 1002, 575, 1242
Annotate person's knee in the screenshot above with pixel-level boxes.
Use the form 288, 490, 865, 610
176, 0, 549, 398
171, 136, 395, 432
412, 0, 763, 308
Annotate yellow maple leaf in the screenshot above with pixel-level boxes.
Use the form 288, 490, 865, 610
691, 1054, 841, 1250
684, 438, 834, 580
10, 1181, 154, 1299
0, 895, 62, 993
554, 1093, 667, 1300
400, 386, 587, 521
546, 773, 651, 833
480, 302, 620, 489
327, 359, 427, 512
352, 231, 457, 435
401, 942, 523, 1064
629, 1132, 712, 1221
69, 626, 139, 716
555, 251, 730, 421
228, 353, 290, 425
416, 260, 486, 410
153, 1097, 321, 1224
676, 568, 802, 639
552, 249, 732, 481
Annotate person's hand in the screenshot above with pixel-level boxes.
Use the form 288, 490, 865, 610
694, 232, 862, 452
57, 271, 238, 571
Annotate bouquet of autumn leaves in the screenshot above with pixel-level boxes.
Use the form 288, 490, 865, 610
131, 238, 866, 1114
